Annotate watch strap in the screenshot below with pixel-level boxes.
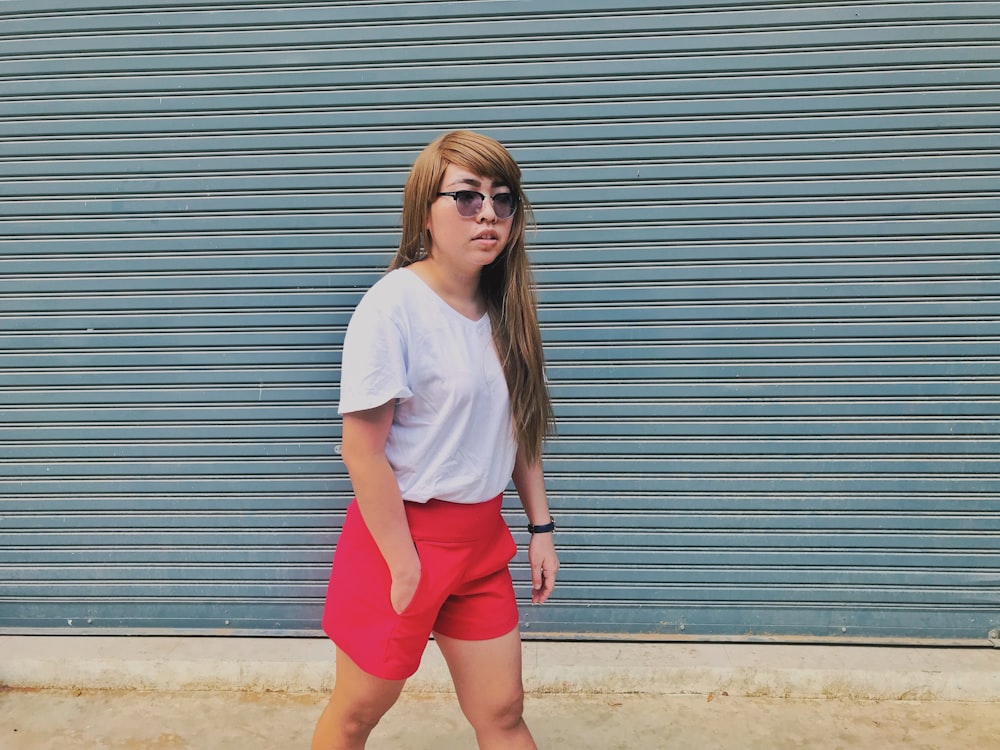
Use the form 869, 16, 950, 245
527, 518, 556, 534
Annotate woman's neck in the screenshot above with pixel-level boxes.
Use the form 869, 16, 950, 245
408, 258, 485, 320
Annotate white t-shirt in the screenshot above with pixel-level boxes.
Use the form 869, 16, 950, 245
338, 268, 517, 504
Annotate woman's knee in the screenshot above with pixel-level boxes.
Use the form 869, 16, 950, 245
320, 678, 404, 744
340, 704, 384, 739
312, 690, 392, 750
467, 686, 526, 731
327, 693, 392, 742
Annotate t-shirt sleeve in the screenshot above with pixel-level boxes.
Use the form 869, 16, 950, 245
337, 289, 413, 414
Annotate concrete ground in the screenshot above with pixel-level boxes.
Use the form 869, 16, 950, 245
4, 687, 999, 749
2, 636, 998, 749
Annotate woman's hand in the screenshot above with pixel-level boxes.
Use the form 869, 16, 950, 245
389, 561, 422, 615
528, 533, 559, 604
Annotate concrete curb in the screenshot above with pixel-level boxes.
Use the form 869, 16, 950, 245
2, 636, 998, 701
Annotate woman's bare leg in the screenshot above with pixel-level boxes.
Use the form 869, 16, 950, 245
310, 648, 407, 750
434, 628, 536, 750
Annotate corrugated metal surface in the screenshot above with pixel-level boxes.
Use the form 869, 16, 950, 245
2, 1, 998, 639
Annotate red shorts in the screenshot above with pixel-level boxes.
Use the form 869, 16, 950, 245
321, 494, 520, 680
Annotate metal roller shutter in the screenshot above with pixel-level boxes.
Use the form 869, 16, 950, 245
2, 1, 998, 641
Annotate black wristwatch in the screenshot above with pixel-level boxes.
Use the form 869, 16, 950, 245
527, 517, 556, 534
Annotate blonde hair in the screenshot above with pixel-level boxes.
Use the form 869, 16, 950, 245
389, 131, 553, 461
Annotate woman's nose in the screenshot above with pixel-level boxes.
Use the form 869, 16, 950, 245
477, 195, 498, 221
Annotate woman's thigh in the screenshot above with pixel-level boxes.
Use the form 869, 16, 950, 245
433, 627, 525, 722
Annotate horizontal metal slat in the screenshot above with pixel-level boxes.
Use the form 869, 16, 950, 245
5, 508, 998, 532
3, 543, 992, 568
5, 193, 1000, 228
5, 172, 1000, 206
6, 104, 1000, 148
2, 16, 994, 63
6, 69, 1000, 123
4, 149, 998, 183
3, 1, 995, 36
7, 48, 1000, 98
5, 305, 1000, 334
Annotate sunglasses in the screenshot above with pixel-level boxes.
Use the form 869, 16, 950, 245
437, 190, 518, 220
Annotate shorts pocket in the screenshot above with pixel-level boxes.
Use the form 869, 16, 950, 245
390, 545, 428, 616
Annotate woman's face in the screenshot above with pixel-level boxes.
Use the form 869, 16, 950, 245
425, 164, 514, 272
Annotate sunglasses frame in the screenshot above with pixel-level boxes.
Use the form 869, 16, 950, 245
436, 190, 518, 220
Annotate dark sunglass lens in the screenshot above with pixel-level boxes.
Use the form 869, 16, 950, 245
493, 194, 516, 219
455, 191, 483, 216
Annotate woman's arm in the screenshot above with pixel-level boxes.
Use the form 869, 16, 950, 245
340, 400, 421, 614
511, 447, 559, 604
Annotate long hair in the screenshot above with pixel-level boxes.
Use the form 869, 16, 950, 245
389, 131, 553, 462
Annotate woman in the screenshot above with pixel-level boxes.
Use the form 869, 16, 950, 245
311, 131, 559, 750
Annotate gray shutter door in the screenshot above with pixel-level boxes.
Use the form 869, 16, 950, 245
2, 1, 998, 641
